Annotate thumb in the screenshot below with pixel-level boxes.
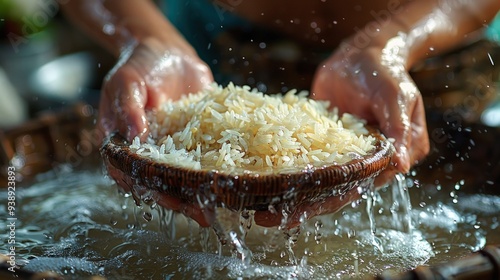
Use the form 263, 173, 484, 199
101, 66, 149, 142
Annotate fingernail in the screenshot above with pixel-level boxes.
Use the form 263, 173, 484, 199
124, 124, 137, 142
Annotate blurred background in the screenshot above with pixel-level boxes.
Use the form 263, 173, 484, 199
0, 0, 114, 129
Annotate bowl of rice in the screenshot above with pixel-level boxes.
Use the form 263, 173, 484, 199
101, 83, 393, 212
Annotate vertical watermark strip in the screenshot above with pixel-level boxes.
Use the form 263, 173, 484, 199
6, 166, 17, 272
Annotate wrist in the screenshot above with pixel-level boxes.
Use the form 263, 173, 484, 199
117, 19, 197, 57
368, 18, 414, 68
339, 16, 413, 67
96, 0, 196, 58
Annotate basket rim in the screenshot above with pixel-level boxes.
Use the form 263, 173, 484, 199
100, 132, 394, 210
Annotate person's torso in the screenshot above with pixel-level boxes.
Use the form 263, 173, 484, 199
163, 0, 408, 92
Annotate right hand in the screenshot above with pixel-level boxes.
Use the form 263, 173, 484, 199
98, 37, 214, 142
312, 38, 429, 175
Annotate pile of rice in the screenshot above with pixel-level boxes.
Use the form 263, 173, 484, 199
130, 83, 376, 173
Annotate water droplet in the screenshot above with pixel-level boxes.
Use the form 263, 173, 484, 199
103, 23, 115, 35
299, 212, 307, 223
372, 71, 378, 77
143, 212, 153, 222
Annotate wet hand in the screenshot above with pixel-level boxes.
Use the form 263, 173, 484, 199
311, 37, 429, 175
98, 38, 213, 142
253, 189, 362, 228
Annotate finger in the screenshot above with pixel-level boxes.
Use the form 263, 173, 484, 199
105, 158, 134, 193
155, 193, 215, 227
253, 188, 361, 228
106, 67, 149, 142
370, 76, 420, 173
183, 59, 214, 93
369, 93, 409, 173
97, 88, 116, 139
374, 164, 398, 187
311, 64, 357, 114
408, 95, 430, 165
253, 208, 282, 228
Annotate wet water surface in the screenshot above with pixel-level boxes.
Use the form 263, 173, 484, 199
1, 168, 499, 279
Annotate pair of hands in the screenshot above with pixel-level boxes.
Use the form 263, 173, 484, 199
100, 37, 429, 228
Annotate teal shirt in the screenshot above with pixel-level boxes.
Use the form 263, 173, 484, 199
486, 12, 500, 42
161, 0, 331, 92
161, 1, 500, 91
161, 0, 253, 84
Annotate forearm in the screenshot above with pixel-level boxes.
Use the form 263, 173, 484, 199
61, 0, 195, 57
371, 0, 500, 68
393, 0, 499, 67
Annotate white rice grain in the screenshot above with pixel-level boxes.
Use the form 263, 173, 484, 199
129, 83, 376, 173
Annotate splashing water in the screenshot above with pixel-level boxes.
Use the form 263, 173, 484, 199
365, 188, 385, 254
0, 168, 498, 279
390, 173, 413, 233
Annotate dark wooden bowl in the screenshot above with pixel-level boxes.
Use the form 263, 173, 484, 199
100, 132, 393, 211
